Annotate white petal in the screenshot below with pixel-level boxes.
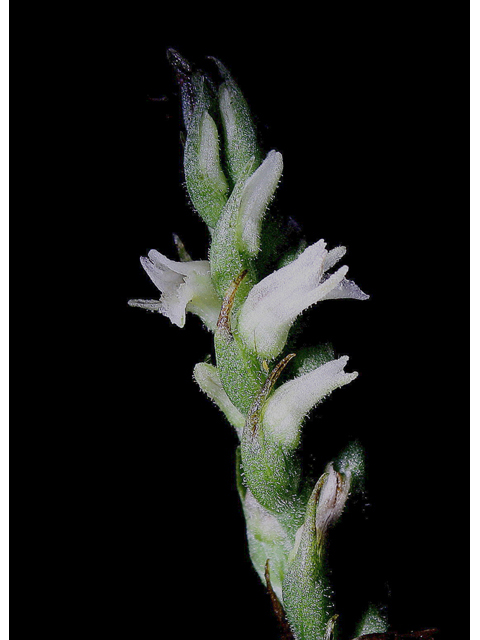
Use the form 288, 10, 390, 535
238, 150, 283, 256
323, 245, 346, 272
323, 277, 369, 301
290, 265, 349, 315
263, 356, 358, 448
158, 278, 192, 328
140, 253, 184, 292
146, 249, 207, 277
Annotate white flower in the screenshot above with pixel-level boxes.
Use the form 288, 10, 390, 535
238, 239, 369, 359
262, 356, 358, 448
129, 249, 222, 331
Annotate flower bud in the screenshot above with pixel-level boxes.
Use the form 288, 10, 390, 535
193, 362, 245, 435
129, 249, 221, 330
210, 57, 262, 183
238, 239, 369, 360
209, 150, 282, 300
282, 474, 335, 640
282, 466, 350, 639
183, 79, 230, 228
209, 157, 258, 299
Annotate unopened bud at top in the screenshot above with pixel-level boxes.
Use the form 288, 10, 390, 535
210, 57, 262, 183
184, 107, 230, 228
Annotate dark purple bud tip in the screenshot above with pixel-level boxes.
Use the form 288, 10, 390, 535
166, 48, 192, 75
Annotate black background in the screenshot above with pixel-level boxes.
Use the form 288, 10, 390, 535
73, 8, 469, 640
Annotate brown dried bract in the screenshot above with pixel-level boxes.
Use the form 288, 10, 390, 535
216, 270, 248, 337
264, 559, 295, 640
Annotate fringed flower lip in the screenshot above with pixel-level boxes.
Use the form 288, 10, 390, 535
128, 249, 222, 331
237, 239, 369, 360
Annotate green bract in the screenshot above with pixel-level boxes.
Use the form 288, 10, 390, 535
131, 51, 386, 640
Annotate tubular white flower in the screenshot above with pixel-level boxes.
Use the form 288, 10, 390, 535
237, 150, 283, 257
237, 239, 369, 359
262, 356, 358, 448
129, 249, 222, 331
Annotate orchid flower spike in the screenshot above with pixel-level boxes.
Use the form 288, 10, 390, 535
128, 249, 222, 331
238, 239, 369, 360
